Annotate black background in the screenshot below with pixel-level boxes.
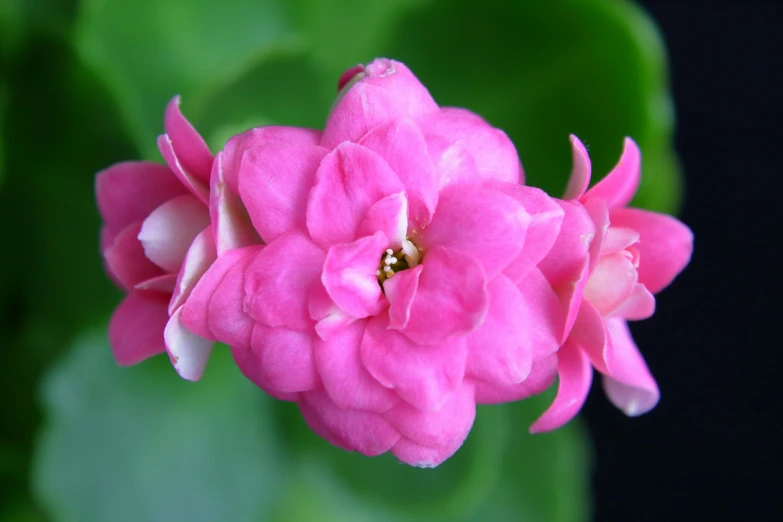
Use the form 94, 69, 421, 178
582, 1, 782, 521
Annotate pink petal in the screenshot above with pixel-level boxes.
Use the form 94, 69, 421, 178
608, 208, 693, 294
209, 152, 261, 256
231, 344, 302, 403
356, 192, 409, 249
601, 318, 660, 416
420, 184, 529, 280
138, 194, 211, 273
485, 182, 565, 283
164, 306, 213, 381
610, 283, 656, 321
427, 140, 482, 188
389, 246, 488, 345
169, 226, 217, 315
181, 246, 261, 349
244, 324, 319, 393
465, 275, 534, 385
362, 313, 468, 411
337, 64, 364, 91
299, 389, 401, 456
386, 381, 476, 467
164, 96, 213, 182
601, 226, 640, 255
308, 284, 356, 341
583, 137, 641, 209
569, 301, 612, 374
322, 59, 438, 148
322, 232, 387, 319
529, 340, 593, 434
103, 222, 164, 290
418, 107, 522, 184
474, 354, 558, 404
537, 200, 595, 338
95, 161, 187, 237
584, 197, 610, 273
108, 292, 169, 366
383, 265, 422, 330
221, 126, 322, 193
158, 134, 210, 204
582, 251, 638, 316
562, 135, 592, 200
306, 142, 404, 248
314, 319, 399, 412
244, 230, 325, 330
238, 142, 329, 243
134, 273, 177, 294
358, 119, 438, 226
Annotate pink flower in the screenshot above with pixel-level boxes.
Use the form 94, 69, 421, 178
96, 97, 223, 380
530, 135, 694, 433
181, 59, 565, 466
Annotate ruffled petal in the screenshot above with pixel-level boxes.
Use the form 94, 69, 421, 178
314, 319, 399, 412
474, 354, 558, 404
389, 246, 488, 345
362, 314, 467, 411
484, 182, 565, 283
244, 230, 325, 330
386, 381, 476, 467
169, 226, 217, 314
608, 208, 693, 294
242, 324, 319, 393
582, 251, 638, 316
138, 194, 211, 273
418, 107, 521, 184
103, 221, 164, 290
322, 232, 387, 319
583, 137, 641, 209
601, 318, 660, 416
95, 161, 187, 237
529, 341, 593, 433
358, 119, 438, 226
299, 389, 401, 456
238, 142, 329, 243
610, 283, 656, 321
562, 134, 591, 200
383, 265, 422, 330
157, 134, 210, 204
231, 344, 302, 403
308, 284, 356, 341
164, 96, 213, 181
601, 226, 640, 254
356, 192, 409, 249
209, 152, 261, 256
420, 184, 529, 280
306, 142, 404, 248
164, 306, 213, 381
569, 301, 612, 374
108, 292, 169, 366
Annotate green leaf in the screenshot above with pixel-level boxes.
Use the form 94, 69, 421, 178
33, 335, 286, 522
75, 0, 303, 159
383, 0, 680, 212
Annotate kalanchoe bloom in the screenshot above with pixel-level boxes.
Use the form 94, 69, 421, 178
530, 135, 694, 433
96, 97, 226, 380
181, 58, 564, 466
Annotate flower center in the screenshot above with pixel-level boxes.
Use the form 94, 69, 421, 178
376, 239, 421, 283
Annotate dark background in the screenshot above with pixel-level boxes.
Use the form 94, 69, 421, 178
583, 1, 782, 521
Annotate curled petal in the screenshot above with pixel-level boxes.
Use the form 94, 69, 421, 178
601, 226, 640, 255
299, 389, 401, 456
583, 251, 638, 316
244, 230, 325, 330
108, 292, 169, 366
420, 184, 529, 280
357, 192, 409, 249
164, 96, 213, 181
314, 319, 399, 412
158, 134, 210, 204
563, 134, 592, 200
383, 265, 422, 330
169, 226, 217, 315
239, 143, 329, 243
474, 354, 558, 404
104, 222, 164, 290
609, 208, 693, 294
583, 197, 610, 273
362, 314, 467, 412
138, 194, 211, 273
390, 246, 488, 345
529, 341, 593, 434
601, 319, 660, 416
164, 306, 213, 381
209, 152, 261, 256
570, 301, 612, 374
610, 283, 656, 321
306, 142, 404, 248
308, 285, 356, 341
583, 137, 641, 209
135, 273, 177, 294
359, 119, 438, 226
418, 107, 522, 184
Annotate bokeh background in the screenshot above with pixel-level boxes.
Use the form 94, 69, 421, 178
0, 0, 779, 521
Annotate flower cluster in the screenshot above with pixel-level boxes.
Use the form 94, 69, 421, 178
96, 58, 692, 467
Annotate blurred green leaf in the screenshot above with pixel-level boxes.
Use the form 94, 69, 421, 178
384, 0, 680, 212
33, 335, 285, 522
